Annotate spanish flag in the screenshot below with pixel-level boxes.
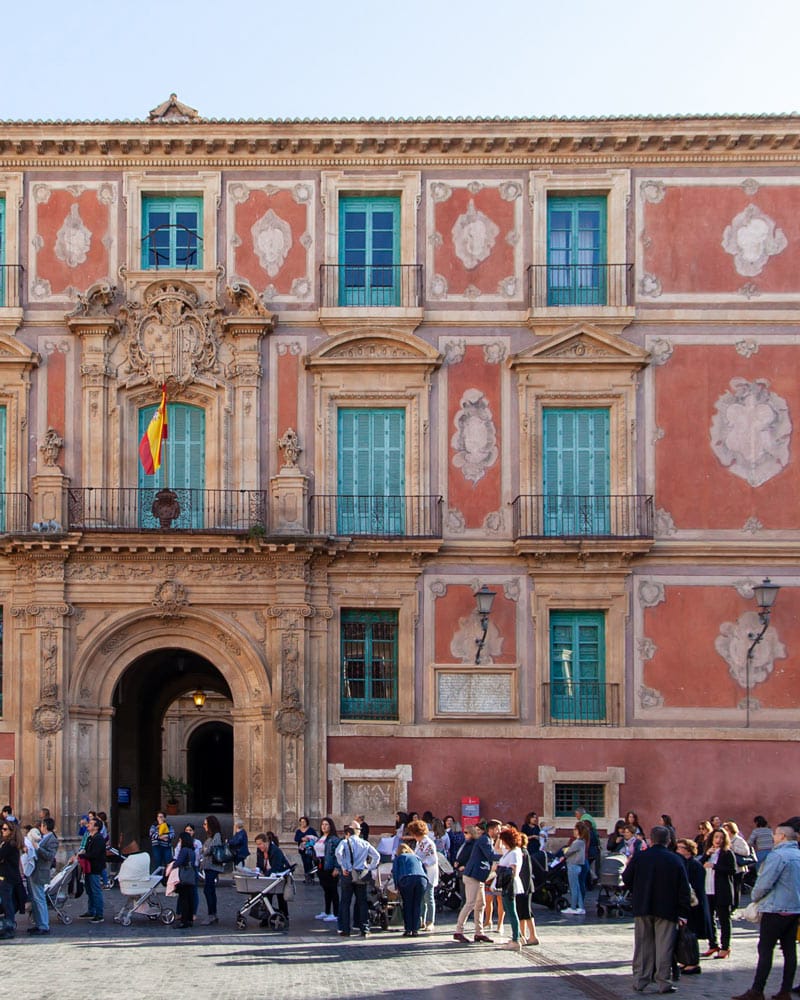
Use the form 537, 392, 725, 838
138, 385, 168, 475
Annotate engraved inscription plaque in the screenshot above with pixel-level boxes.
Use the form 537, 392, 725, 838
436, 672, 513, 715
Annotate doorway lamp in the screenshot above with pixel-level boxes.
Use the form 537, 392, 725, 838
474, 584, 497, 664
192, 687, 207, 711
745, 577, 780, 728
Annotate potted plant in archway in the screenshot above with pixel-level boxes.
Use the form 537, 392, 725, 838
161, 774, 192, 815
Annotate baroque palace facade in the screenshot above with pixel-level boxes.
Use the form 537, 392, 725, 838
0, 95, 797, 844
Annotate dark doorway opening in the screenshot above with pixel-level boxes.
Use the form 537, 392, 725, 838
187, 722, 233, 812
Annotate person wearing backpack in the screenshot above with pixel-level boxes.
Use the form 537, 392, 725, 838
28, 817, 59, 935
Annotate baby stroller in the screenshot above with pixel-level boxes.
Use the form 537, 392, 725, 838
44, 859, 81, 924
596, 853, 631, 917
114, 852, 175, 926
531, 853, 570, 911
434, 851, 463, 912
367, 863, 401, 931
104, 845, 130, 890
234, 867, 294, 930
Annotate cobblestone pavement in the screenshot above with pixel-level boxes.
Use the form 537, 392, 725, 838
1, 874, 775, 1000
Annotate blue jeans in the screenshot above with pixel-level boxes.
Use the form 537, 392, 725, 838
399, 874, 427, 932
567, 864, 584, 909
421, 881, 435, 927
86, 873, 103, 917
151, 844, 172, 872
203, 868, 219, 916
29, 879, 49, 931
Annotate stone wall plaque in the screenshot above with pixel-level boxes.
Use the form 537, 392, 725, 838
436, 670, 514, 715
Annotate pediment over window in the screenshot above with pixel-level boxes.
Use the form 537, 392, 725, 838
0, 332, 40, 369
510, 324, 650, 370
305, 329, 442, 370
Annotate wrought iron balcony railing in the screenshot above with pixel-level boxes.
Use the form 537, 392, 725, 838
320, 264, 423, 308
0, 493, 31, 533
542, 682, 620, 726
311, 494, 443, 538
528, 263, 633, 308
512, 494, 654, 539
68, 488, 268, 533
0, 265, 24, 308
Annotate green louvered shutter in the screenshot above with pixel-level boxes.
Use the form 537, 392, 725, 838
547, 196, 607, 306
550, 610, 605, 722
543, 408, 610, 535
138, 403, 205, 528
141, 196, 203, 269
0, 407, 6, 531
337, 408, 405, 534
338, 196, 400, 306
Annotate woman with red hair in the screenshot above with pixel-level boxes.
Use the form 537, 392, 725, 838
492, 827, 524, 951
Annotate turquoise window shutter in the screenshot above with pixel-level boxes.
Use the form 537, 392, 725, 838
337, 408, 405, 534
549, 610, 606, 722
0, 407, 6, 531
138, 403, 205, 528
543, 408, 610, 535
340, 609, 399, 720
141, 196, 203, 269
547, 196, 607, 305
338, 196, 400, 305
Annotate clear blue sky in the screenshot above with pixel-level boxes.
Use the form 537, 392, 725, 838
3, 0, 799, 121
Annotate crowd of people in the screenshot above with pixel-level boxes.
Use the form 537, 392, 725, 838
2, 799, 799, 1000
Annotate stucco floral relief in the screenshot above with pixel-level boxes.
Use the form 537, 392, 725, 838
54, 203, 92, 268
715, 611, 786, 688
251, 208, 292, 277
450, 612, 503, 665
721, 204, 787, 277
451, 389, 498, 484
451, 199, 499, 270
710, 378, 791, 487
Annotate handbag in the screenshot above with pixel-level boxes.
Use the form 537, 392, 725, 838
742, 900, 761, 923
178, 864, 197, 886
495, 866, 514, 892
211, 842, 234, 865
675, 926, 700, 966
689, 886, 699, 907
347, 841, 370, 884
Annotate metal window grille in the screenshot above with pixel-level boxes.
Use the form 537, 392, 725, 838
554, 782, 605, 818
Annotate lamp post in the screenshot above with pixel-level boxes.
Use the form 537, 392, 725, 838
474, 584, 497, 664
745, 577, 780, 728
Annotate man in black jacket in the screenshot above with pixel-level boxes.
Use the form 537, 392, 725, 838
622, 825, 692, 994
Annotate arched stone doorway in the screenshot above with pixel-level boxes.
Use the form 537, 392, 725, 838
67, 611, 278, 849
187, 721, 234, 812
112, 649, 232, 842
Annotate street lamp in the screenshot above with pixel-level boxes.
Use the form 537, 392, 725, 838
745, 577, 780, 728
192, 688, 207, 711
474, 584, 497, 664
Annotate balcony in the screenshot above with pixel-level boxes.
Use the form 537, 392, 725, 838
526, 263, 635, 336
318, 265, 424, 336
68, 488, 268, 533
0, 493, 31, 533
512, 494, 654, 540
0, 265, 23, 309
542, 682, 620, 727
310, 495, 442, 539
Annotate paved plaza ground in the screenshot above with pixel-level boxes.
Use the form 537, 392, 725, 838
1, 871, 781, 1000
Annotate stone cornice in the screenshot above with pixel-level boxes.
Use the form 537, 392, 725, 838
1, 115, 800, 167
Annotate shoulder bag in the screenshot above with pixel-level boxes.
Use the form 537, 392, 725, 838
178, 863, 197, 886
495, 866, 514, 892
212, 841, 234, 865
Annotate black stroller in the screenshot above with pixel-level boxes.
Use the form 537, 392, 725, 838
434, 852, 463, 911
530, 851, 570, 910
596, 853, 631, 917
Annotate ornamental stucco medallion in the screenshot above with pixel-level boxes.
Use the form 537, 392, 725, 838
450, 612, 503, 665
721, 205, 787, 277
710, 378, 791, 487
451, 388, 498, 484
54, 203, 92, 268
715, 611, 786, 688
251, 208, 292, 277
451, 199, 499, 269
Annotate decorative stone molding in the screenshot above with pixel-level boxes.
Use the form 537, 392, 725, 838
735, 339, 758, 358
710, 378, 791, 487
650, 338, 673, 365
538, 765, 625, 833
277, 428, 301, 468
274, 690, 306, 737
328, 762, 412, 828
654, 508, 677, 536
32, 703, 65, 736
639, 272, 662, 298
55, 203, 92, 267
640, 180, 667, 204
152, 580, 188, 619
451, 199, 499, 269
251, 208, 292, 276
451, 388, 498, 485
483, 341, 507, 364
483, 509, 505, 534
638, 685, 664, 709
442, 339, 466, 365
742, 517, 763, 534
39, 428, 64, 468
716, 612, 786, 688
637, 637, 657, 660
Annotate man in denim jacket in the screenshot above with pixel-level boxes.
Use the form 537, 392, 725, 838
733, 825, 800, 1000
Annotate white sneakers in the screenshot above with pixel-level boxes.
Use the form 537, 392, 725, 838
315, 912, 327, 920
562, 907, 586, 915
324, 914, 338, 922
